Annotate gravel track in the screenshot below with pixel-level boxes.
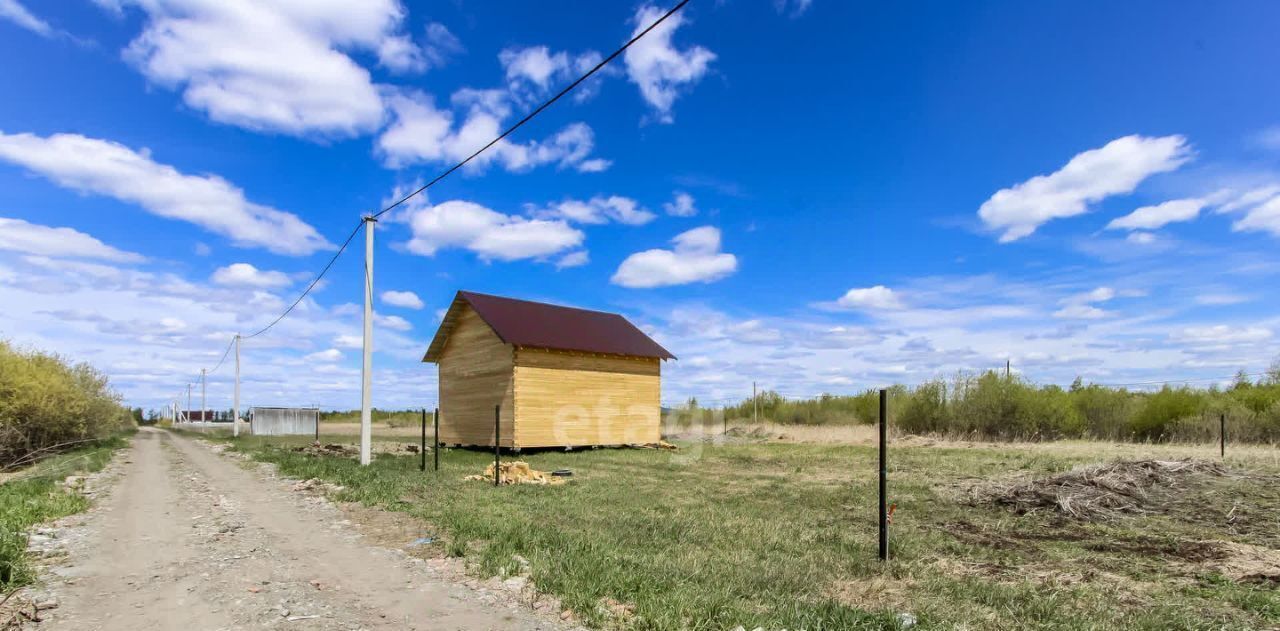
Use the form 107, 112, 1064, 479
34, 427, 565, 630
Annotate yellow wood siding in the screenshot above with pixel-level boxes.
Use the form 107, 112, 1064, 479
512, 348, 660, 447
437, 305, 515, 446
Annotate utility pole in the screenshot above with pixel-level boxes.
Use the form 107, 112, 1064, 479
186, 383, 192, 423
360, 216, 376, 466
201, 368, 207, 423
233, 334, 241, 437
753, 381, 758, 425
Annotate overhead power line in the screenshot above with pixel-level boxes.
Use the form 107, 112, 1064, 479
371, 0, 691, 222
187, 0, 693, 393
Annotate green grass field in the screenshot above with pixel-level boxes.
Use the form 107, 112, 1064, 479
0, 435, 130, 591
213, 433, 1280, 630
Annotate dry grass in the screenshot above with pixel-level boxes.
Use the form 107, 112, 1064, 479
964, 459, 1230, 519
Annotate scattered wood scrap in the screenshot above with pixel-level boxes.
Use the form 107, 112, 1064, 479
464, 461, 567, 486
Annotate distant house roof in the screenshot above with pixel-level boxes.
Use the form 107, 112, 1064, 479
423, 291, 675, 362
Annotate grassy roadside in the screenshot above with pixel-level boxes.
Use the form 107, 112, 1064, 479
0, 434, 131, 592
211, 433, 1280, 630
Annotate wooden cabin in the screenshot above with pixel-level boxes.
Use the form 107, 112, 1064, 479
423, 291, 675, 449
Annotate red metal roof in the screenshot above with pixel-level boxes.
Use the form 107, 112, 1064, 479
423, 291, 675, 362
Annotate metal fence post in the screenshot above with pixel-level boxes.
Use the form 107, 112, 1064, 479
420, 408, 427, 472
879, 388, 888, 562
433, 407, 440, 472
494, 404, 501, 486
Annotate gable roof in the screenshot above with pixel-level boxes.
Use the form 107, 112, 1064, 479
423, 291, 675, 362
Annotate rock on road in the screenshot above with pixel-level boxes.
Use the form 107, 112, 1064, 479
38, 428, 565, 630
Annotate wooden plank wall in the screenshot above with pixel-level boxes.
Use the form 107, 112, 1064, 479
513, 348, 661, 447
437, 305, 515, 447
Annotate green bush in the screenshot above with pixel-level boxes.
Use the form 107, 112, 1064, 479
0, 340, 133, 467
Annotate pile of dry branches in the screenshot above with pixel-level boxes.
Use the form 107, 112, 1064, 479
967, 459, 1228, 520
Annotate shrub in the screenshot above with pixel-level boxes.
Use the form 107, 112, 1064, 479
0, 340, 133, 467
1130, 386, 1204, 441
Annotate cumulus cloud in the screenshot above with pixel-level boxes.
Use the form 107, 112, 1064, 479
377, 90, 608, 173
304, 348, 343, 362
381, 290, 424, 310
375, 313, 412, 331
0, 0, 52, 36
0, 217, 144, 262
978, 135, 1192, 242
835, 285, 904, 310
211, 263, 291, 289
624, 5, 715, 123
107, 0, 418, 137
1106, 197, 1209, 231
536, 195, 655, 225
403, 200, 583, 262
377, 21, 463, 74
555, 250, 589, 269
0, 132, 332, 255
663, 191, 697, 217
1052, 286, 1116, 319
612, 226, 737, 288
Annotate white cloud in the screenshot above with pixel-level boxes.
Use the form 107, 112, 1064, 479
377, 90, 608, 173
663, 191, 697, 217
375, 313, 412, 331
537, 196, 655, 225
377, 21, 463, 74
612, 226, 737, 288
403, 200, 583, 262
193, 242, 212, 256
0, 0, 52, 36
211, 263, 291, 289
304, 348, 343, 362
421, 22, 464, 69
773, 0, 814, 18
623, 5, 715, 123
1127, 231, 1158, 245
500, 46, 569, 88
1220, 188, 1280, 238
978, 135, 1192, 242
1172, 325, 1272, 346
556, 250, 589, 270
108, 0, 413, 137
1106, 197, 1207, 231
499, 44, 609, 105
0, 132, 332, 255
1052, 304, 1108, 320
333, 334, 364, 349
0, 217, 144, 262
836, 285, 904, 310
381, 290, 424, 310
1195, 293, 1249, 306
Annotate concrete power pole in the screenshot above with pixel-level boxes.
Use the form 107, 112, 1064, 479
360, 216, 376, 466
201, 368, 207, 423
753, 381, 758, 425
233, 334, 241, 437
186, 383, 192, 423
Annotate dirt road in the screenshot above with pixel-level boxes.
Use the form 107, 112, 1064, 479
38, 428, 565, 630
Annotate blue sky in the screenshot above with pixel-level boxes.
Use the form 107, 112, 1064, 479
2, 0, 1280, 412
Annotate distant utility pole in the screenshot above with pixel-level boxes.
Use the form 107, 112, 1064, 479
753, 381, 758, 425
359, 216, 377, 466
233, 334, 241, 437
186, 383, 192, 423
201, 368, 207, 423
